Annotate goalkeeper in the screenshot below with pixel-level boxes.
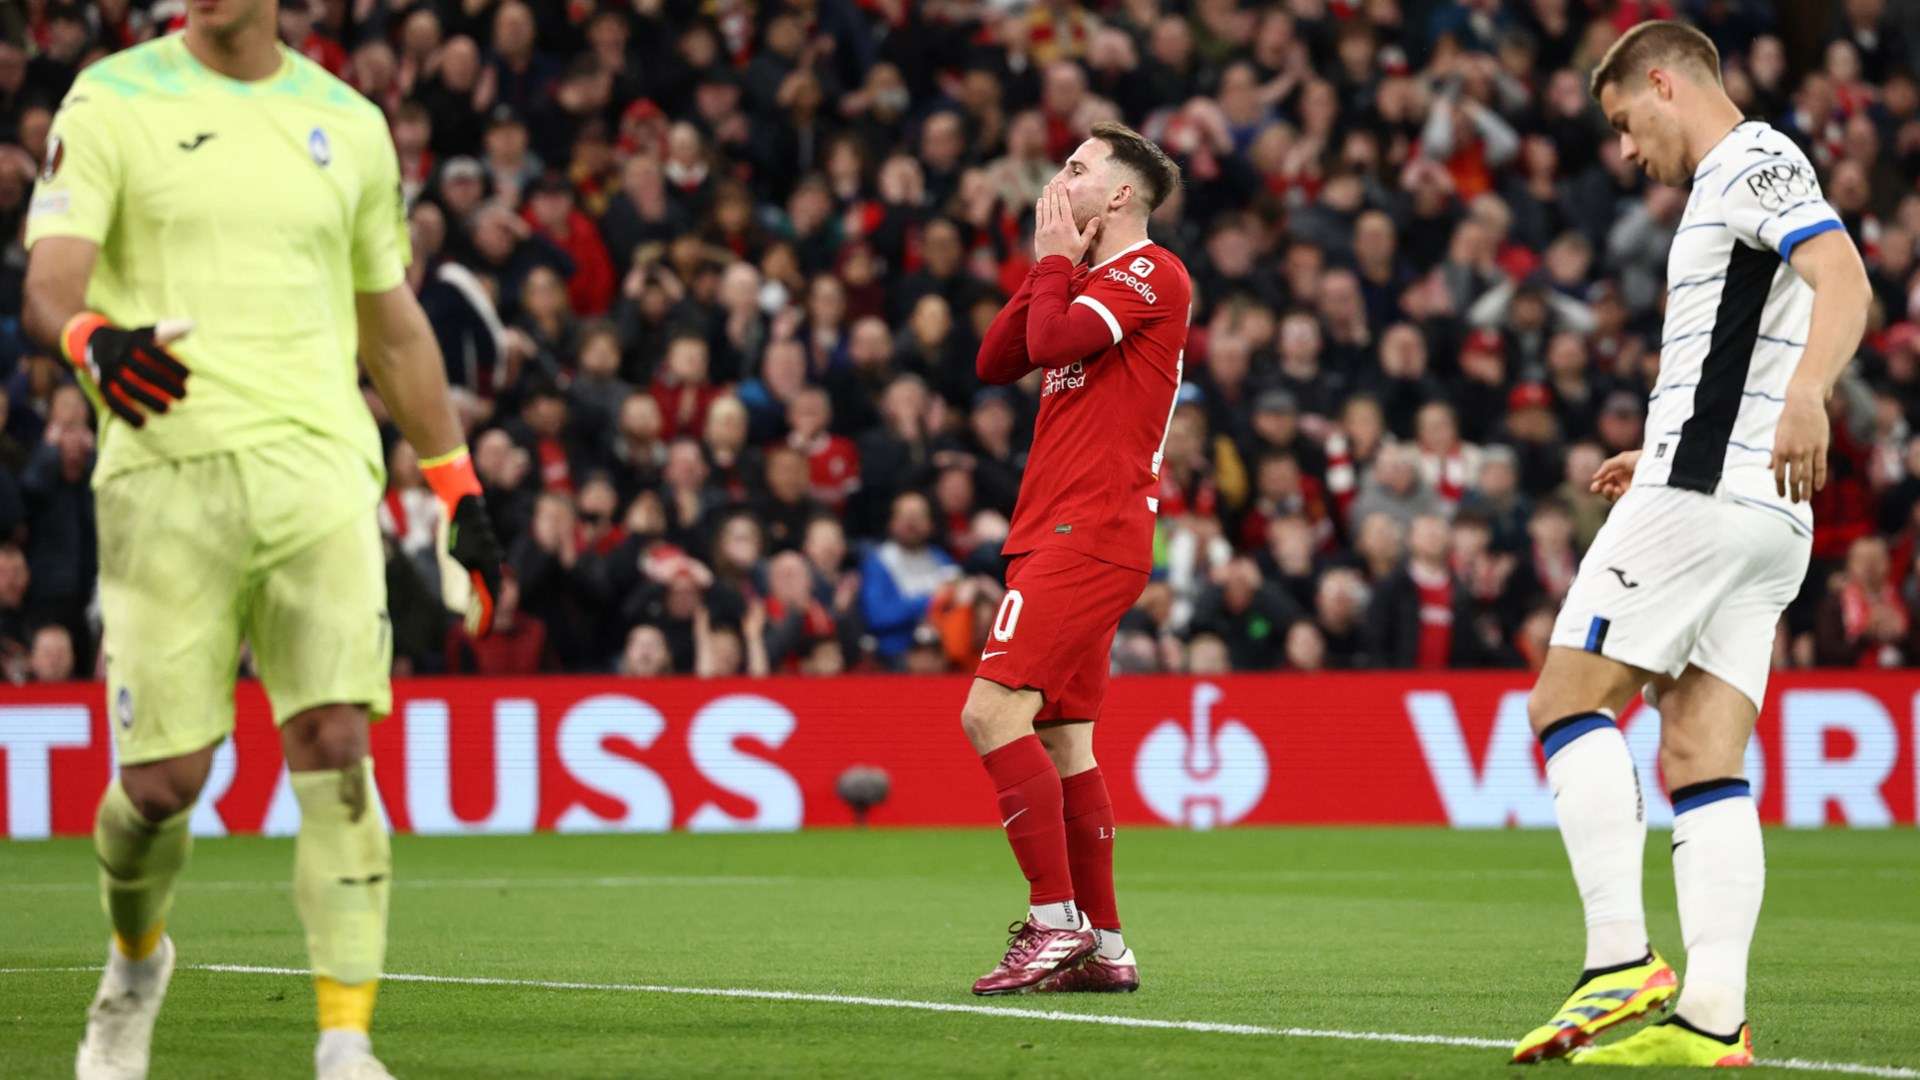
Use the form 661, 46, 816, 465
23, 4, 504, 1079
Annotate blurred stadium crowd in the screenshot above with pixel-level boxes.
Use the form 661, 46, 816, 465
5, 0, 1920, 684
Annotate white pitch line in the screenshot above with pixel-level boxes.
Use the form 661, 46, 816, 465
1, 875, 791, 893
1, 963, 1913, 1078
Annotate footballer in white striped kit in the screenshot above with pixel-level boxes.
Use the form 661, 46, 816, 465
1509, 21, 1872, 1069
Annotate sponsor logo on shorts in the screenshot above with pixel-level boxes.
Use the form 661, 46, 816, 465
115, 686, 134, 730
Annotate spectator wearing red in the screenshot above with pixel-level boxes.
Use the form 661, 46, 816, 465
280, 0, 346, 76
785, 387, 860, 512
510, 381, 575, 495
652, 335, 725, 441
1816, 537, 1914, 667
523, 173, 614, 315
762, 551, 836, 673
1365, 514, 1490, 669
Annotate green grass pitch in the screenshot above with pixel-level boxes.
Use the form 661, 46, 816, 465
3, 828, 1916, 1078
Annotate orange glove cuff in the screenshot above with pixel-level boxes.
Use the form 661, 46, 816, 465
420, 446, 482, 510
60, 311, 108, 367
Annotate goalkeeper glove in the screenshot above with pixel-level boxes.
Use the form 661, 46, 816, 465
60, 313, 193, 428
421, 446, 506, 637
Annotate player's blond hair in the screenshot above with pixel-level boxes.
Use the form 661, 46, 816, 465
1588, 20, 1722, 101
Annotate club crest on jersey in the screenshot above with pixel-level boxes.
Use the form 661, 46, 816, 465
42, 133, 63, 181
309, 126, 332, 167
1042, 360, 1087, 397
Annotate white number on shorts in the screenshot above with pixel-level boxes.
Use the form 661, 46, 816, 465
992, 589, 1024, 642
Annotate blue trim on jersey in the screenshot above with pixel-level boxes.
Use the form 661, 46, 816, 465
1778, 218, 1844, 261
1726, 439, 1772, 454
1693, 163, 1722, 183
1727, 494, 1813, 538
1743, 389, 1787, 402
1755, 334, 1806, 347
1675, 220, 1728, 234
1672, 778, 1751, 816
1668, 273, 1726, 293
1540, 711, 1615, 760
1661, 328, 1715, 347
1721, 155, 1791, 196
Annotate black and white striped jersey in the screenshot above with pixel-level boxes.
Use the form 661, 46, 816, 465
1632, 120, 1847, 533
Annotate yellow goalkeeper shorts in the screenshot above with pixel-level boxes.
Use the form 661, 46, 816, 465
95, 431, 392, 765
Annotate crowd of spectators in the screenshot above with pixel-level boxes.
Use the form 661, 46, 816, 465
5, 0, 1920, 684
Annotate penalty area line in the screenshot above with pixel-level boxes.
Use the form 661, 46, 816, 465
2, 963, 1914, 1077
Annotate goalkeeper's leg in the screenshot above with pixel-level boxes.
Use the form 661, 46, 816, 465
283, 706, 392, 1080
77, 749, 213, 1080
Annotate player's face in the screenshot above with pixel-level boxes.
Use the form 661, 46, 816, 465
1600, 81, 1686, 186
188, 0, 273, 37
1054, 138, 1117, 229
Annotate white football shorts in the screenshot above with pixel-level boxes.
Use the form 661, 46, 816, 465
1550, 483, 1811, 709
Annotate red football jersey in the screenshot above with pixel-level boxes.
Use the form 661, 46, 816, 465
977, 240, 1192, 573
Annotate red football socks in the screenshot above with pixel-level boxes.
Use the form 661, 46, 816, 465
1062, 767, 1119, 931
980, 736, 1074, 905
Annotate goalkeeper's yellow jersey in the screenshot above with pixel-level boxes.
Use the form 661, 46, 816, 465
25, 33, 409, 485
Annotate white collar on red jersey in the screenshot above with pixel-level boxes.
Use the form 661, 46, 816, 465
1086, 238, 1154, 273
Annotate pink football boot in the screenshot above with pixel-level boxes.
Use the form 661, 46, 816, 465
971, 917, 1097, 996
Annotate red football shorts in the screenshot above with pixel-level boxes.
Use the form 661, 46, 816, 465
973, 545, 1149, 722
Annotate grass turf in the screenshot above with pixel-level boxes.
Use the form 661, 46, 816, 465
2, 827, 1915, 1078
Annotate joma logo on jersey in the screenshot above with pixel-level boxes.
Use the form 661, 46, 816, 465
1042, 360, 1087, 397
1103, 267, 1157, 304
1744, 161, 1817, 211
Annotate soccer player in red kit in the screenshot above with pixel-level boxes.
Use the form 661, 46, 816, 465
964, 121, 1189, 996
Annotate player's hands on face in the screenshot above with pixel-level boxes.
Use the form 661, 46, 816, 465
1588, 449, 1641, 503
1772, 388, 1829, 504
1033, 180, 1100, 264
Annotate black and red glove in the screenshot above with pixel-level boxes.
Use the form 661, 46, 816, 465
60, 313, 192, 428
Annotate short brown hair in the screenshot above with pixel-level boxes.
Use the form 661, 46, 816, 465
1588, 20, 1721, 101
1090, 120, 1182, 213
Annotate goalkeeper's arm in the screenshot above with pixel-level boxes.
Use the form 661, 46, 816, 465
356, 285, 506, 636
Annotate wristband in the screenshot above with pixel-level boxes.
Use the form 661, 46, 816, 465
421, 445, 483, 508
60, 311, 109, 368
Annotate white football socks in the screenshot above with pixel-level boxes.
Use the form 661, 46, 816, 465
1671, 779, 1762, 1036
1095, 928, 1127, 961
316, 1029, 372, 1073
1540, 710, 1650, 970
1029, 900, 1080, 931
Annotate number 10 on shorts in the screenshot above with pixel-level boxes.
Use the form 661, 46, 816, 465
992, 589, 1024, 642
